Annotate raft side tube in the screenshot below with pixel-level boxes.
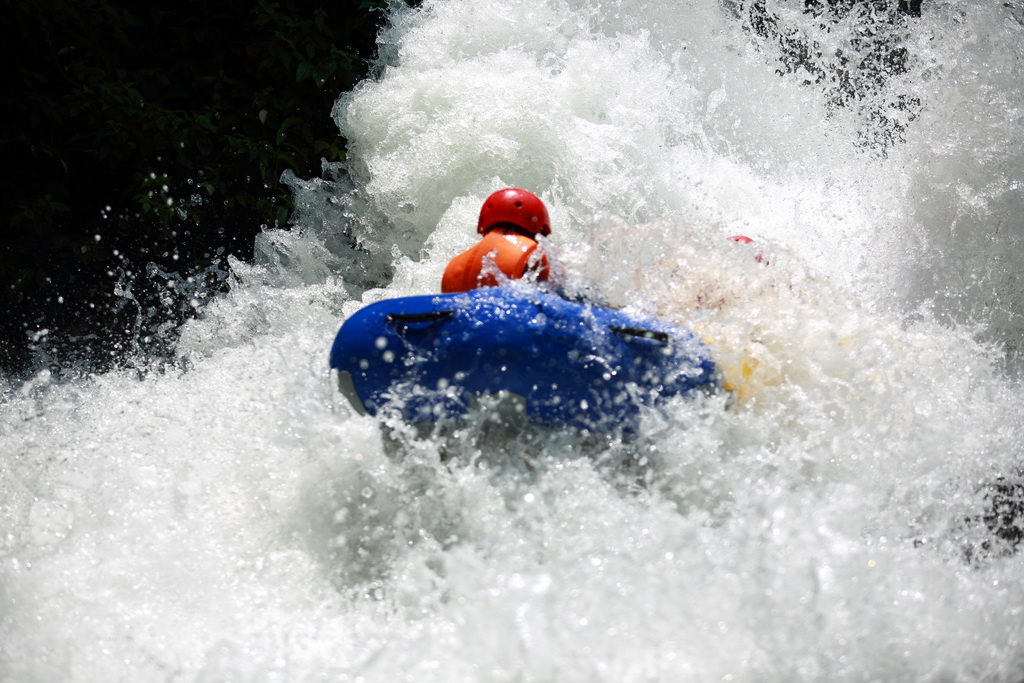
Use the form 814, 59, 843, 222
329, 287, 717, 430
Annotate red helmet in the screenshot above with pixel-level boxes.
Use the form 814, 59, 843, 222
477, 188, 551, 236
729, 235, 767, 264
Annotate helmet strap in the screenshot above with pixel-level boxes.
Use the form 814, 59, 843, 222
486, 223, 540, 240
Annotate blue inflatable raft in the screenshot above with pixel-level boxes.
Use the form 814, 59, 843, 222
329, 286, 717, 432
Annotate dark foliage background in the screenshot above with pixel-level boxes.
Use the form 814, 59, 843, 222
0, 0, 389, 377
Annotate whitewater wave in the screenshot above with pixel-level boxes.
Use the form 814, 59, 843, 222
2, 0, 1023, 680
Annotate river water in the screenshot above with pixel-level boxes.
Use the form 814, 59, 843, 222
3, 0, 1024, 680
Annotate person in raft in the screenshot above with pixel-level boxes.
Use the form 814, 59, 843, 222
441, 188, 552, 293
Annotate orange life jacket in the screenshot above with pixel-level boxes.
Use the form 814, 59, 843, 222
441, 228, 549, 293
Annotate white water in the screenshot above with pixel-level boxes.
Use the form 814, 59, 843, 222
3, 0, 1024, 680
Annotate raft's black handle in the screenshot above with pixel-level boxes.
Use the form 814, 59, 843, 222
609, 325, 669, 344
386, 310, 455, 324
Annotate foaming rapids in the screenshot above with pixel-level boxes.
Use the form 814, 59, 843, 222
2, 0, 1024, 680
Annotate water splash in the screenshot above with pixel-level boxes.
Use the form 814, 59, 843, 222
2, 0, 1023, 680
